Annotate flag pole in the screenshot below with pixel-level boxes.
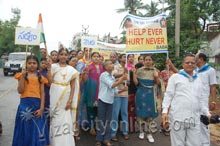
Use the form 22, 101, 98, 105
38, 13, 49, 58
45, 43, 49, 58
23, 44, 28, 69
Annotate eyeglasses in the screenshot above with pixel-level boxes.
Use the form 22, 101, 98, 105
184, 62, 195, 65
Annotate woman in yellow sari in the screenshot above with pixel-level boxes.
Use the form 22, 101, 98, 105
49, 48, 79, 146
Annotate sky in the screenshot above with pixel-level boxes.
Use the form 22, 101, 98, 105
0, 0, 158, 53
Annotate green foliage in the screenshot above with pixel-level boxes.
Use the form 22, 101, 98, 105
117, 0, 145, 15
76, 39, 81, 50
138, 1, 160, 17
0, 8, 24, 57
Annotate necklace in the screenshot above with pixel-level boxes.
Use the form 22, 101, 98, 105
60, 68, 67, 80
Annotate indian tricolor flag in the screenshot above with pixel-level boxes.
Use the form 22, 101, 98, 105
37, 13, 47, 49
32, 13, 47, 61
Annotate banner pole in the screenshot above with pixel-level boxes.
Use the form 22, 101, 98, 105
125, 53, 128, 86
166, 52, 170, 79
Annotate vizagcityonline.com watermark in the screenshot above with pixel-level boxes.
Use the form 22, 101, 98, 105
50, 118, 159, 138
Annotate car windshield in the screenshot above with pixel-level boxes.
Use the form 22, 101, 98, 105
8, 54, 26, 61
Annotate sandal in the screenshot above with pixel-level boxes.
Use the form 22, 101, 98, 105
103, 141, 113, 146
111, 137, 118, 142
95, 141, 102, 146
123, 134, 129, 140
74, 131, 80, 141
74, 135, 80, 141
90, 129, 96, 136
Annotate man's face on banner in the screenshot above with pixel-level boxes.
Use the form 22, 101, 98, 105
125, 18, 133, 29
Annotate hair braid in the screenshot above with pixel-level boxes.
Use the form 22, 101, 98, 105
37, 70, 42, 84
24, 72, 29, 83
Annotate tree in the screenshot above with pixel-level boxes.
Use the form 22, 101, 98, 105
116, 0, 145, 15
138, 1, 160, 17
166, 0, 220, 52
0, 8, 23, 56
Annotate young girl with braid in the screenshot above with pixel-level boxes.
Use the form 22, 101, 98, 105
12, 55, 49, 146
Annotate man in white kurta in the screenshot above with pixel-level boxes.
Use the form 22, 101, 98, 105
195, 52, 217, 146
162, 54, 211, 146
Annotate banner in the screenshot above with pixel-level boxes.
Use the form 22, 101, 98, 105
15, 27, 40, 45
81, 35, 125, 59
94, 41, 126, 59
123, 13, 168, 53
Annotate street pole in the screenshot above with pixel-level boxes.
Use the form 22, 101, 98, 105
82, 25, 89, 36
175, 0, 180, 57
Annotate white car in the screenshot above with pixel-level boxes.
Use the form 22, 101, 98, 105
3, 52, 31, 76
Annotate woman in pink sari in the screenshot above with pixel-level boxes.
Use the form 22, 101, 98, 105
83, 52, 104, 135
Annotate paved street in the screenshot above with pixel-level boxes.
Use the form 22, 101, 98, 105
0, 68, 218, 146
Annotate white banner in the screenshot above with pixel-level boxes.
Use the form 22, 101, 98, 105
15, 27, 40, 45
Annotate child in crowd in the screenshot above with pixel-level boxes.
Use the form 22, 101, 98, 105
12, 55, 49, 146
49, 48, 80, 146
126, 54, 135, 71
50, 50, 58, 64
68, 56, 78, 69
96, 60, 127, 146
39, 57, 51, 128
76, 50, 86, 73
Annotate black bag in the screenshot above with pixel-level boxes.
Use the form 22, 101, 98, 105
200, 114, 220, 125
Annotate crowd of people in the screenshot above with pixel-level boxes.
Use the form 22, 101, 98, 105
11, 47, 217, 146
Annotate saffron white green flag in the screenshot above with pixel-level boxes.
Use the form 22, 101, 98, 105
37, 13, 47, 49
33, 13, 47, 60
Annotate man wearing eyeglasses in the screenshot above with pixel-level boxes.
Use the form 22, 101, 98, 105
195, 52, 217, 146
162, 54, 211, 146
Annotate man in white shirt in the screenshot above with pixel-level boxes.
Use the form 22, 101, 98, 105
195, 52, 217, 146
162, 54, 211, 146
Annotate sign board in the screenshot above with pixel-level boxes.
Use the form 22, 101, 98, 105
15, 27, 40, 45
81, 35, 97, 48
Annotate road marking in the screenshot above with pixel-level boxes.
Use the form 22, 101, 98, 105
0, 82, 16, 100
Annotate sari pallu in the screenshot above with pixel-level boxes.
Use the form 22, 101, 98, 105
83, 63, 104, 129
84, 63, 104, 107
12, 97, 49, 146
50, 64, 79, 146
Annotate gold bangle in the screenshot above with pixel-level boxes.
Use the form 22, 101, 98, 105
68, 99, 72, 103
